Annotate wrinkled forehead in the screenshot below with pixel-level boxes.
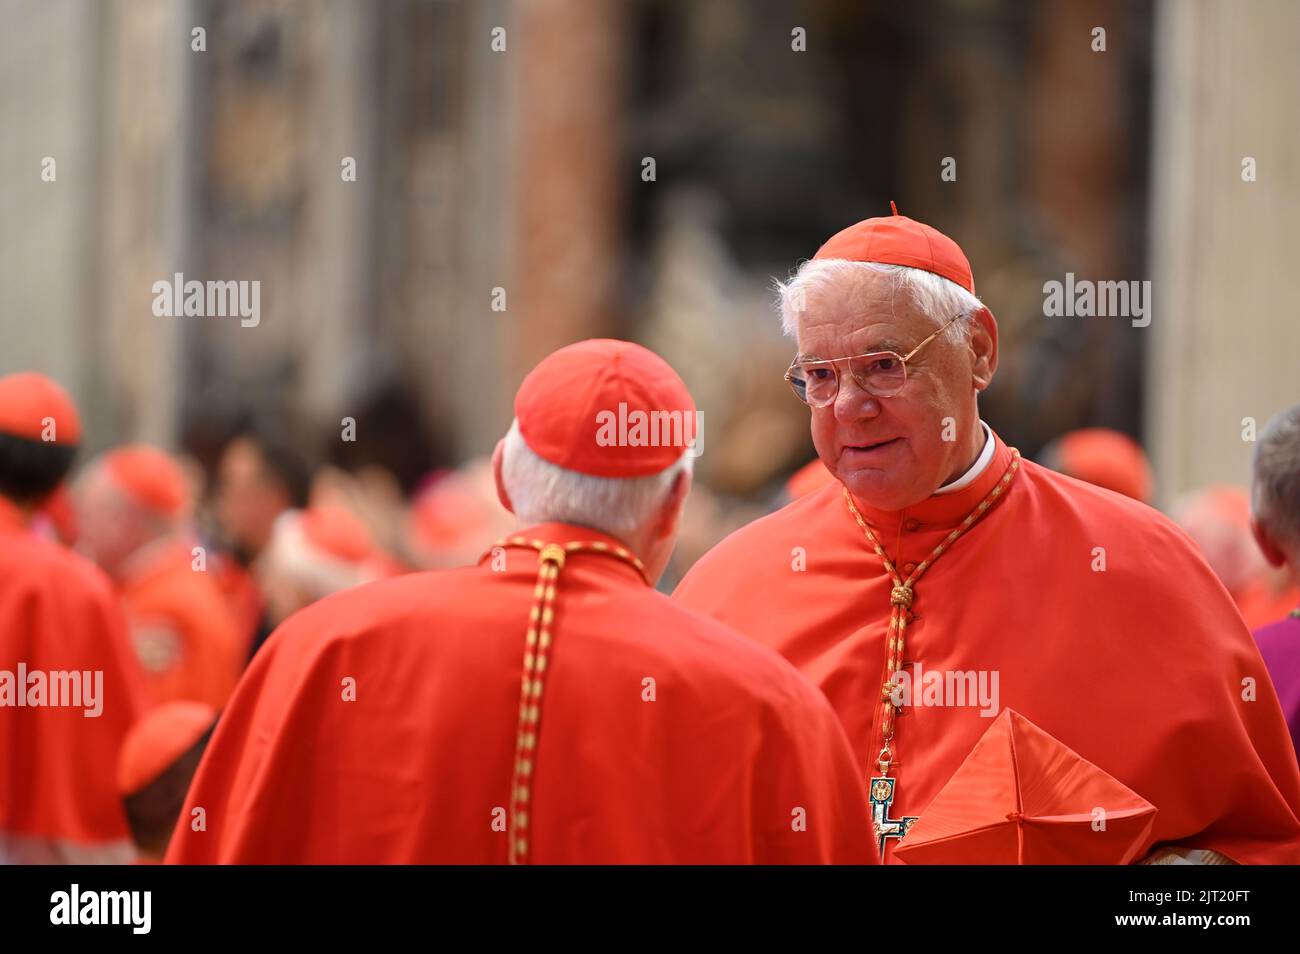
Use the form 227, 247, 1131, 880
790, 268, 932, 357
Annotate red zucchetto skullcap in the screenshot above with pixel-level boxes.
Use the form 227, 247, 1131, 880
814, 203, 976, 295
1054, 428, 1153, 503
117, 701, 217, 796
104, 444, 188, 517
299, 505, 377, 563
514, 339, 697, 478
0, 372, 83, 445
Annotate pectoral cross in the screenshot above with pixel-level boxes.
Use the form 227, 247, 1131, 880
869, 776, 918, 857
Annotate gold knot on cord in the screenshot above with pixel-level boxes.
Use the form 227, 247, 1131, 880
842, 449, 1022, 786
539, 543, 567, 567
890, 583, 914, 609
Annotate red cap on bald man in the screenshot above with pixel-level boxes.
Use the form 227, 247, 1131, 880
1054, 428, 1153, 503
298, 505, 378, 563
0, 372, 83, 445
814, 202, 976, 295
103, 444, 189, 517
515, 339, 697, 478
117, 701, 217, 797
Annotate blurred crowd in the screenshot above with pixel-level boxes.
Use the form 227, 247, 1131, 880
2, 369, 1298, 863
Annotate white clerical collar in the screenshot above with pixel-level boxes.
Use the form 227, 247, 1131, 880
934, 420, 994, 495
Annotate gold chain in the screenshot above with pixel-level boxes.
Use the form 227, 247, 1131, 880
842, 450, 1021, 776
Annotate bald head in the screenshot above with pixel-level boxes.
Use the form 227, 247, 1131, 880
76, 457, 181, 581
1252, 404, 1300, 571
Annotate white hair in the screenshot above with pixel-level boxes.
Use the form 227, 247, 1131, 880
262, 510, 377, 601
1253, 404, 1300, 559
774, 259, 984, 343
501, 420, 692, 540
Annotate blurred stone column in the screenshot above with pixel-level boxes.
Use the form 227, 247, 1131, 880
402, 0, 516, 459
297, 0, 381, 423
97, 0, 201, 448
1146, 0, 1300, 502
510, 0, 625, 383
0, 0, 106, 441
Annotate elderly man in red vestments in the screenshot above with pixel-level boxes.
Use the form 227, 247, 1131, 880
256, 505, 391, 629
674, 209, 1300, 864
77, 444, 244, 710
0, 373, 149, 863
167, 340, 877, 864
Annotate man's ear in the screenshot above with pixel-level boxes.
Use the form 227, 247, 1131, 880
1251, 517, 1288, 569
653, 466, 693, 541
969, 306, 998, 391
491, 439, 513, 514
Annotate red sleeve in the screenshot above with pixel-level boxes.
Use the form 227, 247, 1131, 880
0, 550, 149, 844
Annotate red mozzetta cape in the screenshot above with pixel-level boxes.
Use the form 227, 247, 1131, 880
118, 540, 244, 711
674, 431, 1300, 863
166, 523, 878, 864
0, 497, 149, 847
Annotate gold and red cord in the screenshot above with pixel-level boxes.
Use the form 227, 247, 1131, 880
489, 535, 648, 864
842, 451, 1021, 777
